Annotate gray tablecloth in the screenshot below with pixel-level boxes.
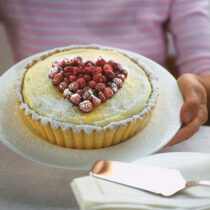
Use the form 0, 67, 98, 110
0, 126, 210, 210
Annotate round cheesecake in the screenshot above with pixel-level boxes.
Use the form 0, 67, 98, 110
16, 45, 158, 149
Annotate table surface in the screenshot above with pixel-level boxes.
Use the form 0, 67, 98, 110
0, 125, 210, 210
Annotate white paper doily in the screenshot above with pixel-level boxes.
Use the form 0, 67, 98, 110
0, 46, 183, 170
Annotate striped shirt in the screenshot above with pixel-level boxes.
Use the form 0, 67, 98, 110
0, 0, 210, 76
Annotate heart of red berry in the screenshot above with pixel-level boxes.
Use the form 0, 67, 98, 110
48, 56, 128, 113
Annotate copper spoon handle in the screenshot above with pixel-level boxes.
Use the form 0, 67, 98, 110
186, 180, 210, 187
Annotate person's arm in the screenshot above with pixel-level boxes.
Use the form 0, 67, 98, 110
167, 0, 210, 146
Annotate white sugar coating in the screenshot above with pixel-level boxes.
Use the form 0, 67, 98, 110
92, 95, 101, 104
79, 100, 92, 113
16, 44, 158, 133
63, 88, 72, 97
113, 78, 122, 85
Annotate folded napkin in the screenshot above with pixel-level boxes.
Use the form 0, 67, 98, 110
71, 153, 210, 210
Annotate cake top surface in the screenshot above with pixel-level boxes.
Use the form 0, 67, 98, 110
22, 48, 151, 127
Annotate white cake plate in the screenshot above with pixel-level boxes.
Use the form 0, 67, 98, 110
0, 45, 183, 170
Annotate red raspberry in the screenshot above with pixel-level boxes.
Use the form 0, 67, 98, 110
77, 56, 82, 61
108, 60, 117, 68
93, 73, 102, 82
64, 77, 70, 84
76, 78, 86, 88
95, 83, 106, 92
70, 93, 81, 105
83, 74, 91, 82
71, 57, 82, 66
48, 68, 58, 79
58, 82, 69, 92
115, 71, 120, 76
69, 75, 77, 83
78, 73, 83, 78
104, 87, 113, 99
73, 67, 81, 75
113, 78, 123, 89
84, 86, 91, 92
64, 72, 72, 77
92, 66, 102, 75
83, 67, 92, 74
85, 61, 95, 67
117, 74, 125, 82
121, 69, 128, 77
96, 57, 106, 67
52, 73, 63, 85
57, 66, 63, 72
106, 82, 112, 88
64, 66, 73, 72
98, 91, 107, 103
79, 63, 85, 70
92, 95, 101, 107
61, 60, 66, 67
88, 80, 96, 89
79, 100, 93, 113
76, 89, 85, 96
69, 82, 79, 92
65, 58, 70, 65
105, 70, 115, 80
82, 91, 92, 101
103, 64, 113, 73
98, 75, 107, 83
113, 63, 122, 71
63, 88, 73, 99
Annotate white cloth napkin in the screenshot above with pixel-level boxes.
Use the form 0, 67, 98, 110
71, 153, 210, 210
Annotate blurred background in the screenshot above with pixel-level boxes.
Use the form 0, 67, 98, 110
0, 24, 13, 75
0, 22, 176, 76
0, 2, 210, 76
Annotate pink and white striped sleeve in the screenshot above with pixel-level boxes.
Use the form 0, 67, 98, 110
169, 0, 210, 76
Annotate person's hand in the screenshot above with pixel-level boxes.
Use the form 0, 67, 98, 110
167, 73, 208, 146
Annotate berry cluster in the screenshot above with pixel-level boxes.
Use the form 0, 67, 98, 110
48, 56, 128, 113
